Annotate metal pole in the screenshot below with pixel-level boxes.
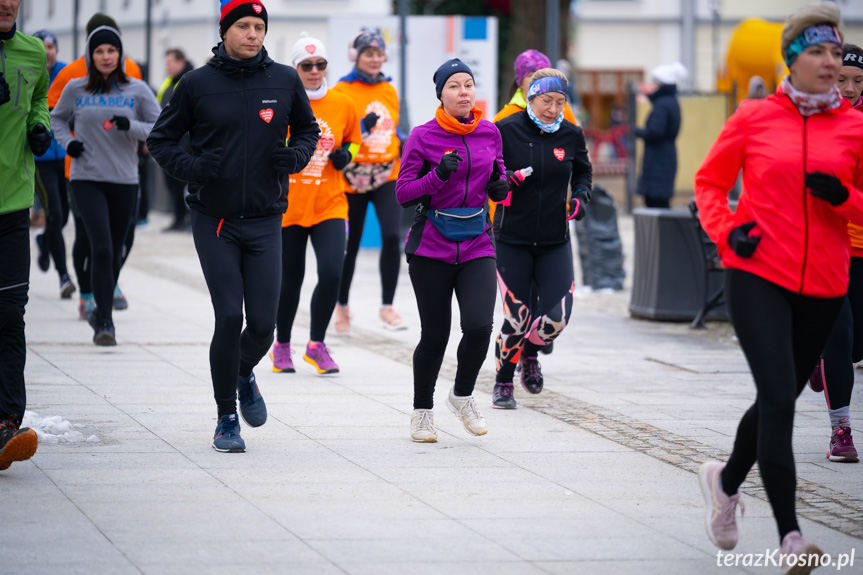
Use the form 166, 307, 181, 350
625, 81, 637, 215
546, 0, 559, 65
145, 0, 152, 84
680, 0, 694, 90
398, 0, 409, 133
73, 0, 80, 57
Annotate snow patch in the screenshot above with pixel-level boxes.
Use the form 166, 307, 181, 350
22, 411, 100, 444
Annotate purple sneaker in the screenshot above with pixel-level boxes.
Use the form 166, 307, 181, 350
698, 460, 745, 550
270, 341, 295, 373
304, 342, 339, 374
808, 360, 824, 393
827, 426, 859, 463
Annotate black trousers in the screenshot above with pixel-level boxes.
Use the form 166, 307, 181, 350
339, 181, 402, 306
35, 160, 70, 278
71, 181, 138, 322
277, 219, 345, 344
0, 209, 30, 424
820, 257, 863, 410
191, 210, 281, 417
166, 173, 188, 226
721, 269, 843, 541
408, 255, 497, 409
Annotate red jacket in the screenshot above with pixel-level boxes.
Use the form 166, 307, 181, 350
695, 89, 863, 298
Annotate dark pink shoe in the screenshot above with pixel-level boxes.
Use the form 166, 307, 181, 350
808, 361, 824, 393
827, 426, 859, 463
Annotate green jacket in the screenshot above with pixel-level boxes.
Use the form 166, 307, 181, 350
0, 29, 50, 215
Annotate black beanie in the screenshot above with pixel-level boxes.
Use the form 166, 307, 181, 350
86, 13, 119, 36
219, 0, 268, 37
433, 58, 474, 100
88, 28, 122, 61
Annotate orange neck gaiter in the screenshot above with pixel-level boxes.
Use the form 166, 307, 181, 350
435, 106, 483, 135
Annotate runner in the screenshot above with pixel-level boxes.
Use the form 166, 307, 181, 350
396, 59, 509, 442
50, 25, 160, 346
270, 34, 360, 376
494, 49, 578, 124
148, 0, 319, 452
694, 4, 863, 569
0, 0, 49, 470
332, 28, 405, 333
492, 68, 592, 409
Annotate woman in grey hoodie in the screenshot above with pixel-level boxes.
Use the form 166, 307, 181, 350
51, 26, 160, 346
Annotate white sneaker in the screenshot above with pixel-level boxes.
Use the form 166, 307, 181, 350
334, 304, 351, 335
446, 387, 487, 436
380, 305, 407, 330
410, 409, 437, 443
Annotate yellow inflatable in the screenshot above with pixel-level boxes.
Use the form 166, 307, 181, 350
717, 18, 788, 107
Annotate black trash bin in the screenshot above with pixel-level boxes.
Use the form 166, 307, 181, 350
575, 185, 625, 290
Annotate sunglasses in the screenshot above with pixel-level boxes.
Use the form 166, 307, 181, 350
299, 60, 328, 72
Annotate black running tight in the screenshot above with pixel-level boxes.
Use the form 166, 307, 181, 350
408, 255, 496, 410
35, 161, 70, 278
819, 257, 863, 410
71, 190, 135, 296
720, 269, 843, 542
276, 219, 346, 344
339, 180, 402, 306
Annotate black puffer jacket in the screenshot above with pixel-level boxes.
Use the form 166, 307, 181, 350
148, 44, 319, 219
635, 83, 681, 201
494, 110, 592, 246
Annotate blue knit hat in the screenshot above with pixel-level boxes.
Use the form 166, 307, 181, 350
433, 58, 474, 100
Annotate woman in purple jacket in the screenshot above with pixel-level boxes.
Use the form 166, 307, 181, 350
397, 59, 509, 443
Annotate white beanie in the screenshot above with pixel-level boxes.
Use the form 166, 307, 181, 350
651, 62, 687, 86
291, 33, 327, 67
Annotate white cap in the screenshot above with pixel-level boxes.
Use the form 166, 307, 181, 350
291, 33, 327, 67
651, 62, 687, 86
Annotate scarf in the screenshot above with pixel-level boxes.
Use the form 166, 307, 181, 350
305, 78, 328, 101
526, 103, 563, 133
780, 76, 843, 117
0, 23, 16, 41
435, 106, 483, 135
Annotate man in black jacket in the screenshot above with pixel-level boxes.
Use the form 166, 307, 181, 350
148, 0, 319, 453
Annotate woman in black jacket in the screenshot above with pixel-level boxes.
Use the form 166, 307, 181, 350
492, 68, 592, 409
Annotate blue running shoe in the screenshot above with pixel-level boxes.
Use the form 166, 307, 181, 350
213, 414, 245, 453
237, 372, 267, 427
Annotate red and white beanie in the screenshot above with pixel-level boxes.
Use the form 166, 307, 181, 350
291, 33, 327, 67
219, 0, 267, 37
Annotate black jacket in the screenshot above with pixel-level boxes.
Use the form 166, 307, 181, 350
634, 83, 681, 201
147, 44, 319, 219
494, 111, 592, 246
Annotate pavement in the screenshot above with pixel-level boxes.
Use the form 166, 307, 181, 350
3, 210, 862, 575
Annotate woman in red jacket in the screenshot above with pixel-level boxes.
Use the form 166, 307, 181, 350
694, 3, 863, 568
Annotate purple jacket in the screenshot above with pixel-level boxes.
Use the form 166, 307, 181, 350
396, 116, 506, 264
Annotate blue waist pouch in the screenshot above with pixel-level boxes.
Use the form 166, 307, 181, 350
424, 207, 486, 242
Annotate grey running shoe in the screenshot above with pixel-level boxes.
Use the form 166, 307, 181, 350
492, 382, 517, 409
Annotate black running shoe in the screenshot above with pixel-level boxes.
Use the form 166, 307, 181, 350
492, 382, 517, 409
520, 356, 544, 394
94, 320, 116, 346
36, 233, 50, 272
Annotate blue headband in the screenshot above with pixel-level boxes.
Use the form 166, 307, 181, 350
785, 24, 841, 67
527, 76, 567, 101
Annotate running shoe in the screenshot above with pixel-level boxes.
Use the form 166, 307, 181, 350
93, 319, 117, 347
334, 304, 351, 335
60, 274, 76, 299
212, 414, 245, 453
446, 387, 487, 436
808, 361, 824, 393
380, 305, 407, 330
270, 341, 295, 373
113, 285, 128, 310
237, 372, 267, 427
78, 293, 95, 321
827, 426, 859, 463
698, 460, 745, 550
520, 356, 544, 394
779, 531, 823, 575
304, 342, 339, 374
0, 420, 38, 471
35, 233, 50, 272
538, 341, 554, 355
410, 409, 437, 443
492, 382, 517, 409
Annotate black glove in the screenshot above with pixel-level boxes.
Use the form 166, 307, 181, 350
435, 152, 463, 181
193, 148, 222, 182
806, 172, 848, 207
273, 141, 300, 174
65, 140, 85, 158
568, 189, 591, 221
0, 73, 9, 106
27, 123, 52, 157
360, 112, 379, 133
728, 221, 761, 258
329, 147, 352, 171
486, 178, 510, 202
110, 115, 131, 131
506, 170, 524, 188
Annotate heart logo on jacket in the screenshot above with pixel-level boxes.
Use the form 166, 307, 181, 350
252, 3, 263, 13
553, 148, 565, 161
103, 119, 114, 130
320, 136, 335, 152
305, 45, 316, 54
259, 108, 274, 123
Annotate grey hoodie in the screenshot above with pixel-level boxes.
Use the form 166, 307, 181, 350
50, 26, 160, 184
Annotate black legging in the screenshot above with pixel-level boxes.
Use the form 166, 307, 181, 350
721, 269, 843, 542
820, 257, 863, 410
71, 190, 135, 296
71, 181, 138, 323
408, 255, 496, 410
166, 173, 187, 226
35, 160, 70, 278
276, 219, 345, 344
0, 209, 30, 424
495, 241, 574, 382
339, 180, 402, 306
191, 211, 281, 418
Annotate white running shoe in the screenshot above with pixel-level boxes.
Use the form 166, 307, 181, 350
410, 409, 437, 443
446, 387, 487, 436
380, 305, 407, 330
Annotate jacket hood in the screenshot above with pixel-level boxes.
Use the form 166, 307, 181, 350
84, 25, 126, 74
207, 43, 273, 76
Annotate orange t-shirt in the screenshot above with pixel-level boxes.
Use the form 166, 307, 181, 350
331, 80, 401, 184
48, 56, 144, 178
283, 90, 361, 228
